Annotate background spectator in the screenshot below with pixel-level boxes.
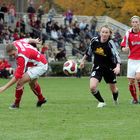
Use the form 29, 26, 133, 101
8, 4, 16, 24
113, 29, 122, 49
55, 37, 66, 61
90, 16, 97, 36
47, 6, 56, 22
37, 5, 44, 21
27, 3, 36, 26
0, 3, 8, 22
0, 58, 14, 78
64, 9, 73, 26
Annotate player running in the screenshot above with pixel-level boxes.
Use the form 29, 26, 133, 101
80, 25, 121, 108
121, 15, 140, 104
0, 38, 48, 109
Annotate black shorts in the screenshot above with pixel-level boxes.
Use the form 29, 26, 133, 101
90, 65, 117, 83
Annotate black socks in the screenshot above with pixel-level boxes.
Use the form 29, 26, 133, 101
112, 91, 118, 101
92, 90, 104, 102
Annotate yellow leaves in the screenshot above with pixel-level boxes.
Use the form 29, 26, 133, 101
121, 1, 139, 14
1, 0, 139, 25
54, 0, 139, 25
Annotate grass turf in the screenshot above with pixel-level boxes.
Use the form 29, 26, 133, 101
0, 76, 140, 140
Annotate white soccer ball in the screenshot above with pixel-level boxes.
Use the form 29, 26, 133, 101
63, 60, 78, 75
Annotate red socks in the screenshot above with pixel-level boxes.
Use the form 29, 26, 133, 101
129, 84, 138, 102
14, 83, 45, 106
32, 83, 45, 101
14, 88, 23, 106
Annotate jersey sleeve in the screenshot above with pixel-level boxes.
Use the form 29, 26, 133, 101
85, 45, 92, 57
121, 29, 131, 48
109, 40, 121, 64
120, 35, 127, 47
14, 56, 26, 79
85, 37, 97, 56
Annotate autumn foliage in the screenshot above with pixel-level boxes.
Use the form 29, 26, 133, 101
0, 0, 139, 25
54, 0, 140, 25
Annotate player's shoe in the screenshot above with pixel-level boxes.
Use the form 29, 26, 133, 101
9, 104, 19, 109
36, 99, 47, 107
97, 102, 106, 108
114, 98, 119, 105
131, 99, 138, 104
114, 100, 118, 105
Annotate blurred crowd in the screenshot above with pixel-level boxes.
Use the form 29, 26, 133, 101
0, 2, 123, 65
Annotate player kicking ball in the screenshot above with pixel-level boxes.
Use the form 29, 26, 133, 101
0, 38, 48, 109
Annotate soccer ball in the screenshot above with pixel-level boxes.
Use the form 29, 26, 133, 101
63, 60, 78, 75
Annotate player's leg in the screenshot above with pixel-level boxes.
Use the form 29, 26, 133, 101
127, 59, 139, 104
135, 66, 140, 102
128, 78, 138, 104
26, 65, 47, 107
104, 69, 119, 104
90, 67, 106, 107
109, 83, 119, 104
9, 73, 31, 109
9, 86, 24, 109
137, 80, 140, 102
29, 79, 46, 107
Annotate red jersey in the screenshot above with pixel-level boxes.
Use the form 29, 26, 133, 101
121, 28, 140, 60
13, 38, 48, 79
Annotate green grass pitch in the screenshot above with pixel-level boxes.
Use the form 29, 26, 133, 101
0, 76, 140, 140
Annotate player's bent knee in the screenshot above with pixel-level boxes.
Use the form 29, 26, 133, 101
129, 80, 135, 85
29, 82, 36, 90
29, 79, 37, 89
90, 85, 97, 93
135, 76, 140, 81
16, 83, 24, 90
16, 78, 28, 89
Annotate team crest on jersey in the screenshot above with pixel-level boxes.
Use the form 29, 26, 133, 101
95, 47, 106, 56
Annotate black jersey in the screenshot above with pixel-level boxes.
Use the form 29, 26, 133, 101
86, 36, 121, 69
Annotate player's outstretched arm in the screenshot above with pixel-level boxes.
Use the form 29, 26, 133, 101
0, 77, 17, 93
80, 55, 87, 69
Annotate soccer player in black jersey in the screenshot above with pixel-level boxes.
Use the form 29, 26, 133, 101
80, 25, 121, 108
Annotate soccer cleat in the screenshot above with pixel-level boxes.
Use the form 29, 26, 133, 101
9, 104, 19, 109
113, 98, 119, 105
114, 100, 119, 105
36, 99, 47, 107
131, 99, 138, 104
97, 102, 106, 108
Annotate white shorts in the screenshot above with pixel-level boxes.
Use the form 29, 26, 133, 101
27, 64, 48, 80
127, 59, 140, 78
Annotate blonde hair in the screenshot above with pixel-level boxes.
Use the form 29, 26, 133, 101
100, 24, 113, 34
130, 15, 140, 21
6, 44, 17, 53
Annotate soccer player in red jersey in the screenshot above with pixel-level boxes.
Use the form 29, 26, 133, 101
121, 15, 140, 104
0, 38, 48, 109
